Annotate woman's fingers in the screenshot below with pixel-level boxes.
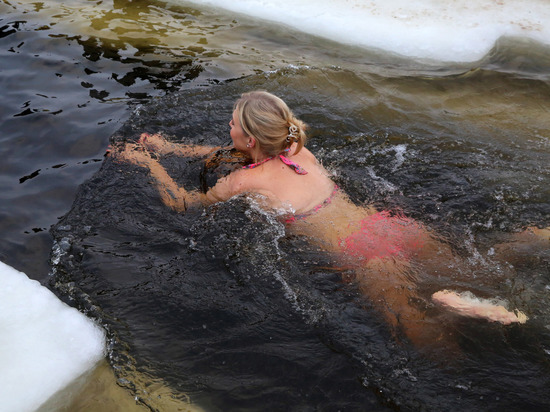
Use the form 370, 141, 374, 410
138, 132, 166, 152
113, 143, 152, 166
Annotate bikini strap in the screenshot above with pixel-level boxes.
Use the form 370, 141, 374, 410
278, 154, 308, 175
242, 156, 274, 169
242, 148, 308, 175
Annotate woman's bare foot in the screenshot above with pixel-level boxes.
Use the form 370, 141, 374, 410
493, 226, 550, 266
505, 226, 550, 244
432, 290, 527, 325
527, 226, 550, 241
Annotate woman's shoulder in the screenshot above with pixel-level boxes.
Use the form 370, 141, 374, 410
205, 167, 278, 205
204, 167, 249, 203
290, 145, 314, 159
292, 146, 330, 176
220, 167, 264, 195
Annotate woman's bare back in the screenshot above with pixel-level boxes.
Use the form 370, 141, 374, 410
226, 145, 336, 214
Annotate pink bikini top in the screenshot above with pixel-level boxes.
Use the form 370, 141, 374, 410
242, 149, 308, 175
241, 149, 338, 222
284, 184, 339, 223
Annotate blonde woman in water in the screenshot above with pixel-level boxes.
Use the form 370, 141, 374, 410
117, 91, 537, 347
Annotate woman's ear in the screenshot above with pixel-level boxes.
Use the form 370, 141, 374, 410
247, 137, 256, 148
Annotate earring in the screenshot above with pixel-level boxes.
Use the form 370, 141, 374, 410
246, 143, 251, 148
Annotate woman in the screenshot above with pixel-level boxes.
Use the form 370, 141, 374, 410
116, 91, 529, 346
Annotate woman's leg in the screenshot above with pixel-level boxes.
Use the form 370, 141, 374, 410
349, 218, 529, 326
354, 257, 462, 350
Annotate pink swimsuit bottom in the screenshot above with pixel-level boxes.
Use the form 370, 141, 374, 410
339, 211, 426, 261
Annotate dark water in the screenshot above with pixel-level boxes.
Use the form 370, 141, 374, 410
49, 72, 550, 411
2, 0, 550, 410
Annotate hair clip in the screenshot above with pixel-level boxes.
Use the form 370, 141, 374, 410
287, 124, 298, 142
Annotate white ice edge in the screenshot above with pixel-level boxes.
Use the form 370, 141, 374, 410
0, 261, 105, 412
176, 0, 550, 63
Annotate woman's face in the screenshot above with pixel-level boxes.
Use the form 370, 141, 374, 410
229, 110, 249, 151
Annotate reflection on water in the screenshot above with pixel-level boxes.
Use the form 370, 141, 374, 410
1, 0, 550, 410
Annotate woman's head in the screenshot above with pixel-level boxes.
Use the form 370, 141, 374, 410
233, 91, 307, 156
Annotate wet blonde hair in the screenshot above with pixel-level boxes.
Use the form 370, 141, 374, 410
233, 91, 308, 156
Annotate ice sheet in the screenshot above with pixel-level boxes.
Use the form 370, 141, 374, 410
185, 0, 550, 62
0, 261, 105, 412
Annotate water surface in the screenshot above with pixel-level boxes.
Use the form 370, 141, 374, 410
1, 0, 550, 410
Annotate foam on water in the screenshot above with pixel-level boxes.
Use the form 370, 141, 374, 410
184, 0, 550, 63
0, 261, 105, 412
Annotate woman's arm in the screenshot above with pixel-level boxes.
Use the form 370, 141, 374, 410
138, 133, 223, 157
116, 143, 237, 211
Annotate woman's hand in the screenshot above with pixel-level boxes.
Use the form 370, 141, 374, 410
114, 143, 155, 168
138, 133, 172, 154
